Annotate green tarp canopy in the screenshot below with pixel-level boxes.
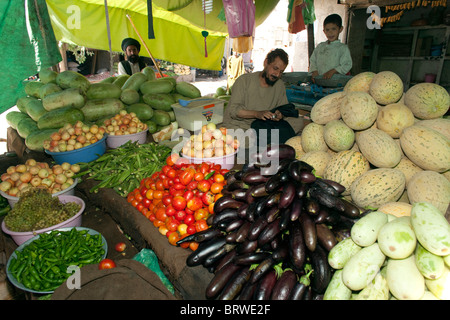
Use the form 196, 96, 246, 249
0, 0, 280, 114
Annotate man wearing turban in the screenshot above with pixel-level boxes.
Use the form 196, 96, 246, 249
118, 37, 149, 75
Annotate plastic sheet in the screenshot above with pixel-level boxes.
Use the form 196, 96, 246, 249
222, 0, 255, 38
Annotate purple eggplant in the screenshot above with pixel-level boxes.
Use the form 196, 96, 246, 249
321, 178, 346, 194
316, 223, 337, 251
312, 178, 340, 197
271, 240, 289, 262
258, 217, 282, 247
237, 203, 249, 219
254, 268, 277, 300
338, 198, 362, 219
278, 181, 296, 209
265, 172, 283, 193
265, 206, 280, 223
308, 185, 345, 211
213, 195, 245, 214
238, 279, 259, 300
205, 262, 243, 299
231, 188, 248, 201
186, 236, 227, 267
236, 239, 258, 254
233, 251, 271, 265
296, 182, 309, 198
248, 214, 269, 241
218, 266, 252, 300
242, 170, 270, 185
235, 220, 252, 243
260, 157, 295, 176
289, 220, 306, 271
214, 250, 238, 272
249, 256, 276, 284
203, 244, 236, 268
176, 227, 222, 245
290, 274, 310, 300
308, 244, 331, 294
305, 198, 321, 216
225, 218, 245, 233
270, 269, 297, 300
289, 198, 303, 221
211, 208, 239, 227
299, 211, 317, 251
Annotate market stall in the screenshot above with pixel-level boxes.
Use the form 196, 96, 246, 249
1, 0, 450, 304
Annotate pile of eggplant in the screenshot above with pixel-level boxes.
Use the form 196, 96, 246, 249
180, 144, 362, 300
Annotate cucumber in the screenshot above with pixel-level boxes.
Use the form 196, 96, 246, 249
145, 119, 158, 134
327, 237, 362, 270
351, 211, 388, 247
25, 128, 59, 152
38, 69, 58, 84
25, 99, 47, 122
121, 72, 148, 91
16, 117, 39, 139
81, 98, 125, 122
151, 109, 171, 126
37, 106, 85, 130
411, 202, 450, 256
415, 242, 445, 280
86, 83, 122, 100
140, 79, 174, 95
126, 103, 154, 121
6, 111, 31, 130
42, 88, 86, 111
323, 270, 352, 300
113, 74, 130, 88
16, 96, 37, 113
175, 81, 201, 99
56, 70, 91, 93
354, 272, 389, 300
377, 216, 416, 259
39, 83, 62, 99
342, 242, 386, 291
142, 93, 176, 112
120, 88, 140, 105
142, 67, 156, 80
386, 255, 425, 300
24, 81, 45, 98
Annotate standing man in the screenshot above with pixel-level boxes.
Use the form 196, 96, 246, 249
118, 37, 149, 75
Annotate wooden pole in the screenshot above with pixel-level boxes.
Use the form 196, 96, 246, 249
126, 14, 163, 77
104, 0, 115, 74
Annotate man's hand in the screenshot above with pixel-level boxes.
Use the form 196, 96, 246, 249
255, 110, 282, 121
322, 69, 337, 80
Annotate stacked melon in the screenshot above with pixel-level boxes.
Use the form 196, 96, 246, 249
6, 68, 202, 152
286, 70, 450, 216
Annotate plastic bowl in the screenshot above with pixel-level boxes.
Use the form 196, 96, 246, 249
1, 195, 85, 245
106, 129, 148, 149
6, 227, 107, 294
0, 178, 78, 208
181, 151, 237, 170
45, 135, 107, 165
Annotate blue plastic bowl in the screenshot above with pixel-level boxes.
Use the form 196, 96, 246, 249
45, 135, 107, 165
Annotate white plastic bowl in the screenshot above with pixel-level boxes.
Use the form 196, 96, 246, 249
106, 129, 148, 149
0, 178, 78, 208
1, 195, 85, 245
181, 151, 237, 170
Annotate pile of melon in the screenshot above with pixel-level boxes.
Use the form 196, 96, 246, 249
286, 71, 450, 216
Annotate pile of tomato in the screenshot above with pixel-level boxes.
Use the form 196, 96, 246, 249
127, 154, 228, 250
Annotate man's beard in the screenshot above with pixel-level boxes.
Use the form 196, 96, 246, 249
262, 70, 279, 86
127, 54, 139, 63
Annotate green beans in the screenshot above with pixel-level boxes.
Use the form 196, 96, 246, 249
74, 141, 171, 197
8, 228, 105, 292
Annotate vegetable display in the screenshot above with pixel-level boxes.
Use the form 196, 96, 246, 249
294, 70, 450, 214
8, 228, 106, 292
0, 159, 79, 197
3, 188, 81, 232
182, 144, 362, 300
127, 154, 229, 248
75, 141, 171, 197
325, 202, 450, 300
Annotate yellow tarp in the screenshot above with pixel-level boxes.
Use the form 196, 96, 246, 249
45, 0, 280, 71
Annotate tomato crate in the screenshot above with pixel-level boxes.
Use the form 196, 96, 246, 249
286, 84, 343, 106
171, 98, 225, 132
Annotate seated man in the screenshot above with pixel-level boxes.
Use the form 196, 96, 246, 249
222, 48, 303, 151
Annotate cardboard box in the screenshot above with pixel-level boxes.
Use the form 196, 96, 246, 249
171, 98, 225, 132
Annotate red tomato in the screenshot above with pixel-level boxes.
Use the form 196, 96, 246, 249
195, 219, 209, 232
194, 208, 209, 221
175, 210, 187, 222
184, 213, 195, 225
155, 207, 168, 221
165, 204, 176, 216
115, 242, 126, 252
187, 197, 203, 211
199, 163, 210, 175
172, 196, 187, 211
194, 172, 204, 181
197, 179, 211, 193
166, 217, 180, 232
173, 183, 185, 190
186, 224, 197, 235
142, 198, 152, 208
162, 195, 172, 206
183, 190, 194, 201
166, 153, 179, 166
187, 181, 198, 191
99, 258, 116, 270
168, 231, 180, 246
179, 168, 195, 185
201, 191, 215, 206
213, 173, 225, 184
167, 168, 177, 179
210, 182, 224, 194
